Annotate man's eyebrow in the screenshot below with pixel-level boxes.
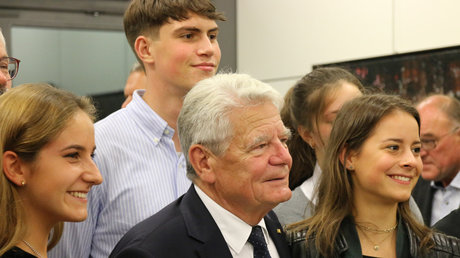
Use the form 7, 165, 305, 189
251, 135, 269, 147
174, 26, 219, 34
282, 128, 292, 139
420, 133, 436, 138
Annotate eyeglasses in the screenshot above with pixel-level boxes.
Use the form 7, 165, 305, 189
0, 57, 21, 81
421, 127, 459, 151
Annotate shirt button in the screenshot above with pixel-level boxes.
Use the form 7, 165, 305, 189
164, 129, 170, 135
153, 138, 159, 143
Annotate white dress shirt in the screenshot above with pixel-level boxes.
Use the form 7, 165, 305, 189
195, 185, 280, 258
431, 171, 460, 226
300, 162, 322, 206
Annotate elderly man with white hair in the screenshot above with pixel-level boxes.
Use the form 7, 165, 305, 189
110, 73, 293, 258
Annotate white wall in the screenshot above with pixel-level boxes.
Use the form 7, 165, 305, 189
237, 0, 460, 96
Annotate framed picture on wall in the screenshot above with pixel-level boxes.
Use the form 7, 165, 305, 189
314, 45, 460, 102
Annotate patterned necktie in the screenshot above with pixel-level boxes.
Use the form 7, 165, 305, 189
247, 226, 272, 258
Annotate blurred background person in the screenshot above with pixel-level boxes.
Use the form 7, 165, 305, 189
412, 94, 460, 226
0, 84, 102, 257
0, 28, 20, 94
121, 62, 146, 108
288, 94, 460, 257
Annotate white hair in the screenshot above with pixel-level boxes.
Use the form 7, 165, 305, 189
0, 28, 5, 49
178, 73, 283, 180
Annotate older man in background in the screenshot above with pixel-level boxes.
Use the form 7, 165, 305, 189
412, 94, 460, 226
121, 62, 146, 108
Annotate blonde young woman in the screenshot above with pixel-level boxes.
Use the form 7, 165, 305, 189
287, 94, 460, 257
0, 84, 102, 257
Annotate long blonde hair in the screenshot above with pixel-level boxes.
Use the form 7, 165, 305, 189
288, 94, 434, 257
0, 83, 96, 255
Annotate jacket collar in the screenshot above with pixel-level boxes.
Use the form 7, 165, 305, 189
179, 185, 233, 258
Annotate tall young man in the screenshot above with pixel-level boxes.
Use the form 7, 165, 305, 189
49, 1, 225, 257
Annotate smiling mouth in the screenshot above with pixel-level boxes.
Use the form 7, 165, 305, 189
390, 175, 410, 182
265, 176, 288, 183
69, 192, 88, 199
389, 175, 413, 185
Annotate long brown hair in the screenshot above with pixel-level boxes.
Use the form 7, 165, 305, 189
282, 67, 364, 189
0, 83, 96, 255
288, 94, 434, 257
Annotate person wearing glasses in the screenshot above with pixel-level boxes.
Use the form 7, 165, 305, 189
0, 28, 20, 94
412, 94, 460, 226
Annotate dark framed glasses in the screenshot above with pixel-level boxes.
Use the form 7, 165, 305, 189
0, 57, 21, 81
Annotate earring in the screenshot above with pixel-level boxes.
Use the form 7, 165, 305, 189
348, 165, 353, 170
21, 180, 25, 186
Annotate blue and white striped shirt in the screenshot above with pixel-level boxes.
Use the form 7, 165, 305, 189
49, 90, 191, 258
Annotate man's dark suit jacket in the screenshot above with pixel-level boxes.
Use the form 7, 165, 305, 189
433, 207, 460, 239
109, 185, 292, 258
412, 177, 437, 226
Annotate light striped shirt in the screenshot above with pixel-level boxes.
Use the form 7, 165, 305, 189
49, 90, 191, 258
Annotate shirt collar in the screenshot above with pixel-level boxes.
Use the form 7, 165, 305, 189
431, 170, 460, 190
126, 90, 175, 144
194, 184, 269, 255
300, 162, 322, 205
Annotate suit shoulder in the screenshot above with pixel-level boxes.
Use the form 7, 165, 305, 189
111, 197, 187, 255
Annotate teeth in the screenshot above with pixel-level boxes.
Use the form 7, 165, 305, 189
69, 192, 87, 199
392, 175, 410, 182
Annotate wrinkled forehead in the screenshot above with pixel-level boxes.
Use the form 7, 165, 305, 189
419, 107, 452, 134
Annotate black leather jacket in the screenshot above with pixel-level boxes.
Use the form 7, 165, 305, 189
288, 219, 460, 258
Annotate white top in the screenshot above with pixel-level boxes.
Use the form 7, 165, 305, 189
431, 170, 460, 226
195, 185, 280, 258
300, 162, 322, 206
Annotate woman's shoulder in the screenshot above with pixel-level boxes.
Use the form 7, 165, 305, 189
286, 228, 310, 245
1, 247, 36, 258
430, 231, 460, 255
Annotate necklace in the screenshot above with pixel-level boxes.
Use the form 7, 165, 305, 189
357, 226, 395, 251
356, 222, 398, 233
22, 240, 42, 258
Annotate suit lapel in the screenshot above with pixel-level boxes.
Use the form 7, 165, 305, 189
265, 211, 292, 258
180, 186, 233, 258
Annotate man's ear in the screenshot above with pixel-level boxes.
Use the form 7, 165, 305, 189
3, 151, 27, 186
298, 126, 315, 149
134, 35, 155, 64
189, 145, 216, 184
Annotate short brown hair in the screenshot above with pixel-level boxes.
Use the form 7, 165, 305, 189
123, 0, 226, 63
